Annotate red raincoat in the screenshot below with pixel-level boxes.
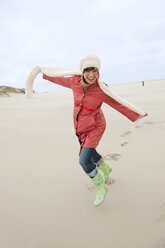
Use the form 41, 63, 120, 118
43, 75, 140, 149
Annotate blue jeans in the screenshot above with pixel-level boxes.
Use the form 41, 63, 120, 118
79, 147, 103, 178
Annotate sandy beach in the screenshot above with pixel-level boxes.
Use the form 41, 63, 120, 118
0, 79, 165, 248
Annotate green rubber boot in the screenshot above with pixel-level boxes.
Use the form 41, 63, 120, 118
99, 161, 112, 183
91, 173, 108, 207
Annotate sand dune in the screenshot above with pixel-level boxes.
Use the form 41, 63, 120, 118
0, 79, 165, 248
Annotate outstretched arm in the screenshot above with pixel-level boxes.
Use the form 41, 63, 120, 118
43, 74, 72, 89
25, 66, 81, 98
99, 85, 148, 122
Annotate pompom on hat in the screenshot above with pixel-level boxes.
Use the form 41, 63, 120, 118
80, 53, 101, 72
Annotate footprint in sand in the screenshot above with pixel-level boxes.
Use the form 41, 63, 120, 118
134, 125, 143, 128
104, 153, 121, 161
121, 142, 128, 147
143, 120, 165, 126
144, 121, 154, 125
120, 131, 131, 137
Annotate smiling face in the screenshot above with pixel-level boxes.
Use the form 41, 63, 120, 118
83, 67, 99, 85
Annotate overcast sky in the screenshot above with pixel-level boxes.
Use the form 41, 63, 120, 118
0, 0, 165, 92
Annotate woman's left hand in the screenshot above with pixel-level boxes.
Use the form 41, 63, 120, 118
138, 113, 148, 119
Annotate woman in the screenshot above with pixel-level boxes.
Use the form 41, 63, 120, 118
26, 54, 148, 207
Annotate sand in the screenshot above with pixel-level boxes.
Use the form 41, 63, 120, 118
0, 79, 165, 248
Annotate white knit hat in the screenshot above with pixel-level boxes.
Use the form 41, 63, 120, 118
80, 54, 101, 72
